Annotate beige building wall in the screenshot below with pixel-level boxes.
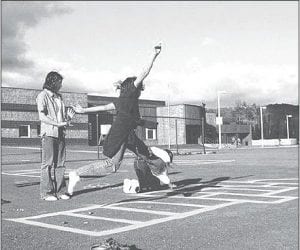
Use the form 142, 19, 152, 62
157, 105, 186, 145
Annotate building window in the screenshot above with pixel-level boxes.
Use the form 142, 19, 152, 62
19, 125, 30, 138
37, 124, 41, 136
146, 128, 157, 140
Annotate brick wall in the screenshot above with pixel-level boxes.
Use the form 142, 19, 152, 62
1, 87, 88, 145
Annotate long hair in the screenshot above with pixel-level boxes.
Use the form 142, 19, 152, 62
164, 149, 173, 163
43, 71, 63, 94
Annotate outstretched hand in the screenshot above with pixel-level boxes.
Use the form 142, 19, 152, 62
67, 107, 76, 120
72, 104, 85, 114
154, 42, 162, 56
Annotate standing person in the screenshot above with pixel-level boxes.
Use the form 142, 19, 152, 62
67, 43, 162, 195
36, 71, 75, 201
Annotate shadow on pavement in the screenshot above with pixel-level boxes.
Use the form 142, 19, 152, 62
2, 159, 101, 165
1, 199, 11, 205
114, 175, 254, 205
168, 171, 182, 176
72, 182, 123, 197
15, 181, 40, 187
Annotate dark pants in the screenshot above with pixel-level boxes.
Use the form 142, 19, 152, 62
40, 135, 66, 199
134, 158, 161, 192
75, 130, 150, 176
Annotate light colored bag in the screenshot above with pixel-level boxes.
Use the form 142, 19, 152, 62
123, 179, 140, 193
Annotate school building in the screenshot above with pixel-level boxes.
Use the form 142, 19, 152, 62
1, 87, 211, 147
1, 87, 88, 145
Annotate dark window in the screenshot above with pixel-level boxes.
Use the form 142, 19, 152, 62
19, 125, 30, 137
146, 128, 156, 140
37, 124, 41, 136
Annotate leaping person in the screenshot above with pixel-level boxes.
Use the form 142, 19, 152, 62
68, 43, 175, 195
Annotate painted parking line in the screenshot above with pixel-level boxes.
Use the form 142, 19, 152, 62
6, 178, 298, 237
1, 159, 235, 178
2, 169, 128, 178
7, 201, 240, 237
174, 159, 235, 165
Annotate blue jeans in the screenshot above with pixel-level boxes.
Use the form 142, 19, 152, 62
40, 135, 67, 199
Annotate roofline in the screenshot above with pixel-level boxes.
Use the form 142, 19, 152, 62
1, 86, 88, 95
158, 103, 204, 108
88, 94, 166, 105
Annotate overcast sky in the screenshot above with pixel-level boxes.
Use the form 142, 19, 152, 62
2, 1, 298, 108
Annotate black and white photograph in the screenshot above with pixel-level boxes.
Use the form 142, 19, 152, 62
1, 1, 298, 249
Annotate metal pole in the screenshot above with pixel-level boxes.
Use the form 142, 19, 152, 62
217, 92, 222, 149
202, 117, 206, 154
175, 119, 178, 155
168, 83, 171, 149
260, 107, 264, 148
96, 113, 100, 159
286, 115, 290, 139
40, 138, 43, 163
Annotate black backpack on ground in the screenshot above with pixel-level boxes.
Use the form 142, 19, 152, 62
133, 157, 161, 192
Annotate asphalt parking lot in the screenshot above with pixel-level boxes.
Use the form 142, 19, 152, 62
1, 145, 298, 250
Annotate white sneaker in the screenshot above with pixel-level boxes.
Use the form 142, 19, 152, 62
128, 179, 140, 193
68, 171, 80, 195
43, 195, 58, 201
123, 179, 131, 193
58, 194, 70, 200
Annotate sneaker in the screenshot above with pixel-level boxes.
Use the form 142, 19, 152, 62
58, 194, 70, 200
68, 171, 80, 195
123, 179, 131, 193
103, 159, 114, 170
43, 195, 58, 201
168, 183, 177, 189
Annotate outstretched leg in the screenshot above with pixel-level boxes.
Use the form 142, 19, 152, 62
67, 142, 128, 195
67, 159, 114, 195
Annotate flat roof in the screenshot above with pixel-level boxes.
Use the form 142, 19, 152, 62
1, 86, 87, 95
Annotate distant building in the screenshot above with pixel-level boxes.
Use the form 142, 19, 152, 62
3, 87, 229, 147
157, 104, 206, 145
1, 87, 88, 145
257, 104, 299, 141
218, 122, 252, 146
86, 94, 165, 146
1, 87, 165, 146
206, 112, 216, 127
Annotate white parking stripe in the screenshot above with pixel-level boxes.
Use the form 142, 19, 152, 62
6, 218, 105, 237
2, 159, 233, 178
7, 201, 241, 237
104, 206, 178, 216
174, 159, 235, 164
4, 169, 40, 173
2, 173, 40, 178
5, 178, 298, 237
134, 200, 209, 208
63, 212, 142, 225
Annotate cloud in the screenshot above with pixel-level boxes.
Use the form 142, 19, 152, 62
2, 4, 297, 107
201, 37, 218, 47
2, 44, 297, 107
140, 61, 298, 107
2, 2, 72, 71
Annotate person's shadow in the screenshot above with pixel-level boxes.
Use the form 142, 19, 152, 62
71, 180, 124, 197
114, 175, 253, 204
70, 172, 183, 197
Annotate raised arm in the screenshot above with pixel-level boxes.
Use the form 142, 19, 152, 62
134, 43, 162, 89
73, 102, 116, 114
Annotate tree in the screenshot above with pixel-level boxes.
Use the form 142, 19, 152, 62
232, 100, 258, 125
